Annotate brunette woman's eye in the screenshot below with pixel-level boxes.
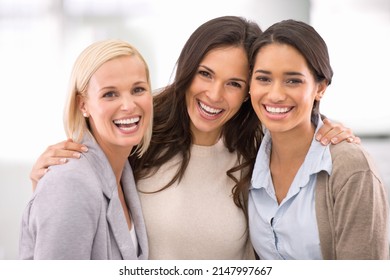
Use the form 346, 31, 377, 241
229, 81, 243, 88
199, 70, 211, 78
255, 75, 271, 83
286, 79, 302, 85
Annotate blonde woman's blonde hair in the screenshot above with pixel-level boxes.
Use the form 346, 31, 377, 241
63, 39, 153, 157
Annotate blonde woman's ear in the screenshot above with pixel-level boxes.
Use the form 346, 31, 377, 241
77, 95, 89, 117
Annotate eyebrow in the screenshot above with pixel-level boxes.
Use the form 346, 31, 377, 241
254, 69, 271, 75
98, 81, 148, 91
98, 86, 116, 92
285, 71, 304, 76
254, 69, 304, 76
199, 64, 247, 84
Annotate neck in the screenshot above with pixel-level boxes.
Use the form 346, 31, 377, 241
190, 123, 221, 146
268, 123, 315, 204
99, 143, 132, 185
269, 123, 315, 168
109, 152, 130, 185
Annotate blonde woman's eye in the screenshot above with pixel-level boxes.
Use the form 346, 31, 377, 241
103, 91, 116, 98
133, 87, 146, 95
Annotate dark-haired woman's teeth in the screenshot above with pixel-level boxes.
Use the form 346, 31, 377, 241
265, 106, 291, 114
198, 101, 223, 115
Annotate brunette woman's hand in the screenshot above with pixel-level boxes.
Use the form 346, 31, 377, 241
30, 139, 88, 191
316, 118, 361, 146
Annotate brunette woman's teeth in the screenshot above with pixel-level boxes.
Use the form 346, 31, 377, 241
198, 101, 223, 115
265, 106, 292, 114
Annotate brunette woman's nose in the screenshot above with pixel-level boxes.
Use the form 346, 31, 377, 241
207, 83, 224, 102
268, 82, 286, 102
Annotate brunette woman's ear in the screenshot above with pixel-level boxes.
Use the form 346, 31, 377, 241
243, 91, 251, 102
315, 81, 327, 101
315, 93, 323, 101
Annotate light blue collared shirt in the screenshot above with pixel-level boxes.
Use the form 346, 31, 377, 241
248, 117, 332, 260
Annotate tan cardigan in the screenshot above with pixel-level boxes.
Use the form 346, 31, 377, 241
316, 142, 389, 259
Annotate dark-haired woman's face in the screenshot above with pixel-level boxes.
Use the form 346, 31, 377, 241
185, 46, 249, 146
250, 43, 327, 135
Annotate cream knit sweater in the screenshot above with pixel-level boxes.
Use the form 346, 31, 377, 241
137, 139, 254, 259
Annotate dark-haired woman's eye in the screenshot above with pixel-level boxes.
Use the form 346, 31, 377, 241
199, 70, 212, 78
286, 79, 302, 85
230, 81, 242, 88
255, 75, 271, 83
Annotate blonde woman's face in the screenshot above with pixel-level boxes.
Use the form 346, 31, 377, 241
80, 55, 152, 156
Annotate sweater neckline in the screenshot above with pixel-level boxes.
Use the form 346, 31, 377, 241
191, 138, 226, 157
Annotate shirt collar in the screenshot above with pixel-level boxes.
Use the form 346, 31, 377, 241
250, 116, 332, 190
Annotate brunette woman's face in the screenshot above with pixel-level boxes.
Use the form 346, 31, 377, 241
185, 46, 249, 146
250, 43, 326, 136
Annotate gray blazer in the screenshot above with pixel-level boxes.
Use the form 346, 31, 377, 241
19, 134, 148, 259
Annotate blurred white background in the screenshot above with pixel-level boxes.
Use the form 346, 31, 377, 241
0, 0, 389, 259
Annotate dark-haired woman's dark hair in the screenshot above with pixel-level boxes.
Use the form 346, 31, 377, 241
249, 19, 333, 120
130, 16, 263, 212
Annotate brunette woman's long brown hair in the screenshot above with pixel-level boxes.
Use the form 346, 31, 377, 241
130, 16, 263, 212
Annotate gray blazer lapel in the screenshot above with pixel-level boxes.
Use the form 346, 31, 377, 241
82, 134, 141, 260
106, 191, 138, 260
122, 162, 149, 260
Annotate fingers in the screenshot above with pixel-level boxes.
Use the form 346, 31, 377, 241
328, 127, 354, 144
353, 136, 361, 144
44, 148, 81, 160
48, 138, 88, 155
30, 168, 48, 192
43, 139, 88, 160
316, 119, 358, 145
29, 154, 59, 188
29, 139, 88, 189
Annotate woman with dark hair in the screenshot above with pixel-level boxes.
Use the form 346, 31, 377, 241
248, 19, 389, 259
131, 16, 262, 259
28, 16, 358, 259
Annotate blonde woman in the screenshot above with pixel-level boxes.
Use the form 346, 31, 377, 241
19, 40, 153, 259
